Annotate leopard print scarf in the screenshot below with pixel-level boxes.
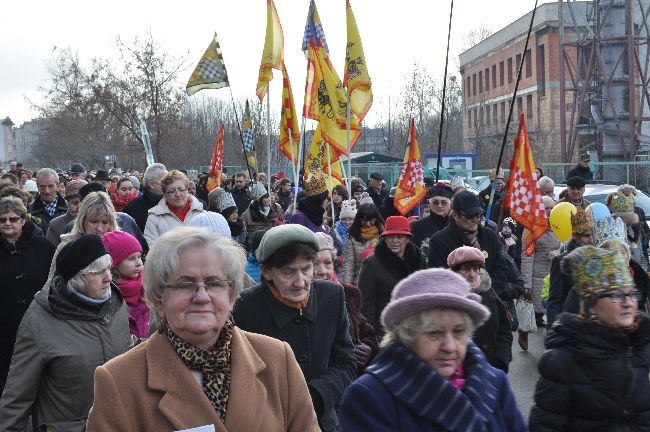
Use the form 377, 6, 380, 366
166, 317, 234, 421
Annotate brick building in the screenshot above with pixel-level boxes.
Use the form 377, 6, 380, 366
460, 2, 589, 166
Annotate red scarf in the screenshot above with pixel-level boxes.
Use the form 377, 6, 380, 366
115, 271, 144, 306
111, 191, 138, 212
167, 200, 191, 221
268, 281, 310, 315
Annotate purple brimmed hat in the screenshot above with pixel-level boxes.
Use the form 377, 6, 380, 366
381, 268, 490, 332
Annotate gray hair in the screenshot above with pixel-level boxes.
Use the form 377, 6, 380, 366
67, 254, 112, 294
381, 309, 474, 348
143, 163, 167, 188
36, 168, 59, 184
0, 196, 27, 218
71, 192, 119, 236
144, 226, 246, 310
537, 176, 555, 189
618, 184, 637, 195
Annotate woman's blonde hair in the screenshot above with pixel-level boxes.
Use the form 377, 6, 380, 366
161, 170, 190, 194
71, 192, 119, 236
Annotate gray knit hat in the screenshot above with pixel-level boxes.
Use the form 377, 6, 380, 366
256, 224, 319, 263
248, 181, 268, 202
381, 268, 490, 332
208, 187, 236, 213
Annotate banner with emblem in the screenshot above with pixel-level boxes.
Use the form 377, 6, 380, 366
505, 114, 547, 256
186, 33, 230, 96
394, 119, 426, 215
242, 101, 258, 173
304, 124, 344, 190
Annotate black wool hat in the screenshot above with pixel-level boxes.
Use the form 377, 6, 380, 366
79, 183, 107, 202
56, 234, 109, 281
566, 176, 587, 188
427, 182, 453, 200
451, 191, 483, 216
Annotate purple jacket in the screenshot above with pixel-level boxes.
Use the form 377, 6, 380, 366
288, 210, 329, 234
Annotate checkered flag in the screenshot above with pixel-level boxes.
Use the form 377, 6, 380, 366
186, 33, 230, 96
302, 0, 329, 55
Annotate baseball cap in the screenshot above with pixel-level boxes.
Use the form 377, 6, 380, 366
451, 191, 483, 216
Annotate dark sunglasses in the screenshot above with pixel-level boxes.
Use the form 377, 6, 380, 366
0, 216, 22, 224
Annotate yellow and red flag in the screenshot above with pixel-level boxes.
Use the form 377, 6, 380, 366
279, 66, 301, 167
505, 114, 547, 256
394, 119, 426, 215
304, 124, 344, 190
256, 0, 284, 102
206, 124, 225, 192
344, 0, 372, 121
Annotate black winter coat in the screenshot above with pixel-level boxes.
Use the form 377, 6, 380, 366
232, 280, 356, 432
410, 213, 448, 248
0, 222, 55, 392
29, 193, 68, 234
366, 187, 388, 209
566, 163, 594, 181
547, 239, 579, 326
231, 187, 251, 215
428, 218, 510, 299
529, 313, 650, 431
122, 188, 163, 233
358, 240, 425, 339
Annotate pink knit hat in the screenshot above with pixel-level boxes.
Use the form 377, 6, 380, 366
447, 246, 485, 268
381, 268, 490, 331
101, 231, 142, 268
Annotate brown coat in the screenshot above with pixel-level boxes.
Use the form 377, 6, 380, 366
86, 328, 320, 432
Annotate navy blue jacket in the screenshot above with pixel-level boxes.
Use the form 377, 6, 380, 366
339, 341, 526, 432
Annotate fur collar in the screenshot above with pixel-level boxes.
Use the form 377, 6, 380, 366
614, 211, 640, 226
373, 239, 423, 278
475, 268, 492, 293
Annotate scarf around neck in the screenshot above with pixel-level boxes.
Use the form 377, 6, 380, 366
268, 280, 310, 314
227, 218, 244, 237
167, 199, 191, 221
115, 271, 144, 306
360, 225, 380, 241
166, 318, 234, 422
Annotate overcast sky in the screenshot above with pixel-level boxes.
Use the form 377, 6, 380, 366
1, 0, 550, 127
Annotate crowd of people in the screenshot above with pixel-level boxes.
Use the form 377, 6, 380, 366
1, 159, 650, 431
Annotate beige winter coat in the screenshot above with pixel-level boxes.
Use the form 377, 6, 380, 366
520, 229, 560, 313
143, 195, 204, 247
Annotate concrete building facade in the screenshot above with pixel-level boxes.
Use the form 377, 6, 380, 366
460, 2, 589, 165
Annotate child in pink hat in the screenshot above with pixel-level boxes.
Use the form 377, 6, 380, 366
102, 231, 149, 338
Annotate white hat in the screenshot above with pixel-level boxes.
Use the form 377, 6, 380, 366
189, 212, 231, 237
340, 199, 357, 219
24, 179, 38, 192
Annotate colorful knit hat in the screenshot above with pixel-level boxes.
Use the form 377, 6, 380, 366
571, 207, 594, 235
593, 215, 627, 247
610, 192, 635, 214
101, 231, 143, 269
563, 243, 633, 301
248, 182, 268, 202
502, 217, 517, 230
340, 199, 358, 219
304, 172, 327, 197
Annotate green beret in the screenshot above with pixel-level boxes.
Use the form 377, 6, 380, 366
256, 224, 319, 263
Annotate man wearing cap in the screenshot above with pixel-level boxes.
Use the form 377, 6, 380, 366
92, 170, 111, 189
566, 153, 593, 182
557, 176, 591, 210
46, 180, 88, 246
427, 191, 510, 300
69, 163, 86, 181
410, 183, 453, 257
365, 172, 387, 208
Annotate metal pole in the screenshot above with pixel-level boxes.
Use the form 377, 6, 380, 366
626, 0, 636, 160
559, 0, 567, 162
435, 0, 454, 183
346, 89, 352, 196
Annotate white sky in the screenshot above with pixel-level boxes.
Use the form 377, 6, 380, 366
0, 0, 551, 127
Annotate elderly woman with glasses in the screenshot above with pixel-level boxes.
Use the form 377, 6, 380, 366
529, 242, 650, 430
144, 170, 204, 247
0, 234, 131, 431
87, 227, 319, 431
0, 197, 55, 395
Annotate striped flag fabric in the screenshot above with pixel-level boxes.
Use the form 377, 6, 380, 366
279, 66, 300, 166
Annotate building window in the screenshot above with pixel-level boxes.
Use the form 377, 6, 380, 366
486, 105, 491, 125
474, 108, 478, 127
493, 103, 498, 124
485, 68, 490, 91
525, 49, 532, 78
479, 71, 483, 93
466, 76, 471, 97
526, 94, 533, 118
507, 58, 513, 83
479, 107, 484, 125
516, 53, 522, 76
492, 65, 497, 89
499, 61, 505, 86
468, 109, 472, 128
537, 45, 546, 96
500, 101, 506, 123
472, 74, 477, 96
517, 96, 523, 115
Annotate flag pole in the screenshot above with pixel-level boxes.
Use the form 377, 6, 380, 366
434, 0, 454, 183
326, 144, 336, 224
228, 88, 255, 183
267, 87, 272, 194
295, 116, 307, 210
346, 89, 352, 197
486, 0, 539, 223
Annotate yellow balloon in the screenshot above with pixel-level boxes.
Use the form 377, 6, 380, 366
549, 202, 577, 242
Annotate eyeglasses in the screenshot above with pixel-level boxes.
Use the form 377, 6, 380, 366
164, 278, 232, 296
430, 199, 450, 206
0, 216, 22, 224
599, 290, 641, 303
166, 188, 188, 195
